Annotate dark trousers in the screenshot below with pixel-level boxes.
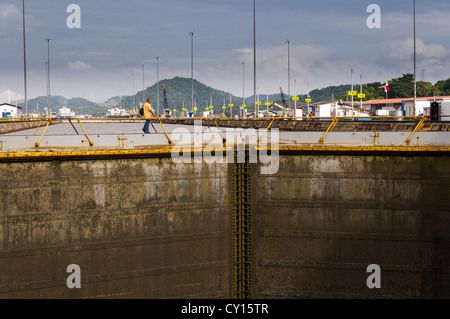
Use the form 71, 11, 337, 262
143, 119, 150, 132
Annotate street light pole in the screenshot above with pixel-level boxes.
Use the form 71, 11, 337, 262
22, 0, 28, 116
156, 56, 160, 116
142, 64, 145, 103
45, 61, 48, 116
189, 31, 196, 112
253, 0, 257, 117
294, 79, 297, 117
351, 68, 354, 117
242, 61, 245, 118
286, 40, 292, 116
132, 73, 135, 112
413, 0, 417, 116
45, 38, 52, 117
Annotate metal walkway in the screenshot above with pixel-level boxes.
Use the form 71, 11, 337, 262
1, 117, 449, 160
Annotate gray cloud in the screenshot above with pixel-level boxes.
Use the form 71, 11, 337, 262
1, 0, 450, 101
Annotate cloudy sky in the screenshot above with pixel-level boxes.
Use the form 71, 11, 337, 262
1, 0, 450, 103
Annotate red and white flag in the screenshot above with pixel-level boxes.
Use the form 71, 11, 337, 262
379, 82, 389, 93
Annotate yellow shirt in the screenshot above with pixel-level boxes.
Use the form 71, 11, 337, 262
143, 102, 154, 119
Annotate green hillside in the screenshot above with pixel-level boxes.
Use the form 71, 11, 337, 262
17, 74, 450, 117
122, 77, 245, 117
19, 96, 108, 117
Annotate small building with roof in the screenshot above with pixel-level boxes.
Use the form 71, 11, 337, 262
362, 96, 450, 116
0, 103, 22, 118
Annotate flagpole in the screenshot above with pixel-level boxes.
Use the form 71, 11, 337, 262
386, 83, 388, 108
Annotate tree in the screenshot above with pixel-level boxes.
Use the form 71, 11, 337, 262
388, 74, 414, 98
416, 81, 439, 97
435, 78, 450, 96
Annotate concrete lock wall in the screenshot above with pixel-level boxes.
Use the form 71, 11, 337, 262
252, 154, 450, 298
0, 158, 231, 298
0, 153, 449, 298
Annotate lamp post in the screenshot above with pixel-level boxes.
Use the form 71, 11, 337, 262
189, 31, 196, 112
413, 0, 417, 116
351, 68, 354, 117
142, 64, 145, 102
45, 61, 48, 116
242, 61, 246, 118
45, 37, 52, 117
132, 73, 135, 112
22, 0, 28, 116
286, 40, 292, 116
156, 56, 160, 116
253, 0, 257, 117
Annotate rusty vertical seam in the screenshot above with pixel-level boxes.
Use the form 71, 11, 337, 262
231, 161, 239, 298
231, 152, 252, 299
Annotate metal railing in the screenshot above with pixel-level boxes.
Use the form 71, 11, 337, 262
1, 115, 449, 150
3, 114, 448, 122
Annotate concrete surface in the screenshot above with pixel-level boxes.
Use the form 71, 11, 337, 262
0, 150, 448, 298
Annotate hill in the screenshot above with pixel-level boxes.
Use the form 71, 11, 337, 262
19, 96, 108, 117
121, 77, 245, 117
15, 74, 450, 117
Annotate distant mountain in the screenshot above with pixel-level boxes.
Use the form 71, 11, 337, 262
18, 95, 108, 117
98, 96, 121, 107
15, 74, 450, 117
121, 77, 245, 116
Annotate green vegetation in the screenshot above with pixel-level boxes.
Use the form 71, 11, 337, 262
19, 96, 108, 117
17, 74, 450, 117
334, 74, 445, 102
121, 77, 244, 117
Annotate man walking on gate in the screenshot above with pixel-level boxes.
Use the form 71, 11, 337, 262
142, 99, 156, 133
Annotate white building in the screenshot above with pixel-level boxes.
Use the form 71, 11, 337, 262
362, 96, 450, 116
0, 103, 22, 118
313, 100, 367, 118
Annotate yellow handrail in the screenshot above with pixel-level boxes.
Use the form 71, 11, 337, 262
158, 118, 173, 144
77, 118, 94, 146
406, 116, 426, 145
258, 117, 280, 142
33, 118, 44, 136
213, 119, 227, 143
35, 118, 52, 147
319, 117, 339, 143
